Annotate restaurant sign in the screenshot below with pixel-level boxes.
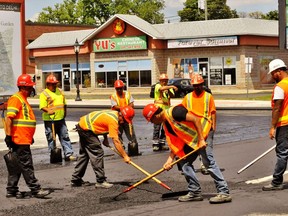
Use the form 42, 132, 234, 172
168, 36, 238, 48
93, 36, 147, 52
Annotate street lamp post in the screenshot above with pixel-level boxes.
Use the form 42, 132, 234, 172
74, 38, 82, 101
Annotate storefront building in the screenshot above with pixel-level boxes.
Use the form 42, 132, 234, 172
27, 14, 288, 94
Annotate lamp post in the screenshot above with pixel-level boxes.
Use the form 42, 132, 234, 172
74, 38, 82, 101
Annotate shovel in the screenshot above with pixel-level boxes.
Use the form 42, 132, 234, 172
50, 119, 62, 163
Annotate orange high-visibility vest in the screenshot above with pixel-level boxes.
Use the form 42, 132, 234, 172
6, 93, 36, 145
271, 78, 288, 127
110, 91, 131, 108
182, 91, 214, 135
78, 110, 119, 138
163, 107, 208, 157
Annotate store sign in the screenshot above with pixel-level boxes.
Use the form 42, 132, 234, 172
168, 36, 238, 48
93, 36, 147, 52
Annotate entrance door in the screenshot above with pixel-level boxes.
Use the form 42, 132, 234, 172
63, 68, 71, 91
118, 61, 128, 89
199, 63, 209, 87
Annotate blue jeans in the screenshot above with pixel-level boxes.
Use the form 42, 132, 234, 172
181, 130, 230, 195
272, 125, 288, 185
44, 119, 74, 157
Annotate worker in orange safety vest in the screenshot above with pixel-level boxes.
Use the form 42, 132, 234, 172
4, 74, 50, 199
110, 80, 140, 156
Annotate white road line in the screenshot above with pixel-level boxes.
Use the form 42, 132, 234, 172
245, 171, 288, 184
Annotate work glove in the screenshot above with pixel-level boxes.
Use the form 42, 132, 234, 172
5, 135, 13, 148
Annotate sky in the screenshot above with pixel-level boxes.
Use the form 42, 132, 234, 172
25, 0, 278, 22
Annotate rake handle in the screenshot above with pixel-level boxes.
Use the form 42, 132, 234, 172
124, 146, 200, 193
109, 146, 172, 191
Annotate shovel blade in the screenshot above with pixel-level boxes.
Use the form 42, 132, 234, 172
50, 148, 62, 163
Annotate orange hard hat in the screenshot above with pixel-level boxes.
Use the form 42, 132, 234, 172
17, 74, 35, 87
120, 106, 135, 123
142, 103, 159, 122
46, 74, 59, 84
191, 74, 204, 85
159, 74, 169, 80
114, 80, 124, 88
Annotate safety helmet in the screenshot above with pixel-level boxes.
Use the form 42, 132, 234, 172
191, 74, 204, 85
114, 80, 124, 88
17, 74, 35, 87
268, 59, 287, 74
46, 74, 59, 84
159, 74, 169, 80
120, 106, 135, 123
142, 103, 159, 122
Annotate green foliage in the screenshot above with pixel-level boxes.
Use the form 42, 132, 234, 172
178, 0, 238, 22
261, 10, 278, 20
36, 0, 164, 25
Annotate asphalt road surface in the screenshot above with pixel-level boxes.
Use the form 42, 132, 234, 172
1, 108, 287, 216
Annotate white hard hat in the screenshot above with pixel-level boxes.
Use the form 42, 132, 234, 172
268, 59, 287, 74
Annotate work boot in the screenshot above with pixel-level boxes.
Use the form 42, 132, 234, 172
209, 194, 232, 204
32, 189, 50, 198
95, 181, 113, 189
200, 164, 209, 175
71, 179, 91, 187
6, 191, 23, 199
178, 192, 203, 202
262, 183, 284, 191
159, 139, 169, 151
153, 143, 161, 152
65, 154, 78, 161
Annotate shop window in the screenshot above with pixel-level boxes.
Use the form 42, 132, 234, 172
95, 72, 106, 88
107, 71, 117, 88
128, 71, 139, 87
82, 71, 91, 88
223, 69, 236, 85
140, 70, 152, 87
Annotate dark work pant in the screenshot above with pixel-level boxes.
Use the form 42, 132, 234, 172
72, 125, 106, 183
6, 145, 41, 194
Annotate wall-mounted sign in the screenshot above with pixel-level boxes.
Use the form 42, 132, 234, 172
168, 36, 238, 49
0, 0, 24, 95
113, 18, 126, 35
93, 36, 147, 52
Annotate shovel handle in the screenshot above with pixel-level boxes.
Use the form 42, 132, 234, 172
124, 146, 200, 193
109, 146, 172, 191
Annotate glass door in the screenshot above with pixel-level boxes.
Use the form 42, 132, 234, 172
63, 68, 71, 91
199, 62, 209, 87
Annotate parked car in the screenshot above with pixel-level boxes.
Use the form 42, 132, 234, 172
150, 78, 194, 98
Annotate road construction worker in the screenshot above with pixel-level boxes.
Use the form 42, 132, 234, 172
110, 80, 140, 156
4, 74, 50, 199
180, 74, 231, 203
39, 74, 77, 162
152, 73, 178, 151
143, 103, 232, 203
263, 59, 288, 191
71, 106, 134, 188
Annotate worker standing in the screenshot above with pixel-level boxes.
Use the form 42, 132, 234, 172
263, 59, 288, 191
143, 103, 211, 203
71, 106, 134, 188
181, 74, 231, 203
4, 74, 50, 198
110, 80, 140, 156
39, 74, 77, 162
152, 73, 178, 151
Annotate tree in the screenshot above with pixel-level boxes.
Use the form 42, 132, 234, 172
178, 0, 238, 22
36, 0, 165, 25
248, 11, 264, 19
261, 10, 278, 20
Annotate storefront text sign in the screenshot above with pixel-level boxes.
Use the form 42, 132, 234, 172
93, 36, 147, 52
168, 36, 238, 48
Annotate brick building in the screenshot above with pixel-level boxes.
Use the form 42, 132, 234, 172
27, 14, 288, 94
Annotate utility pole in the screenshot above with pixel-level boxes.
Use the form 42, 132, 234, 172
204, 0, 207, 20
